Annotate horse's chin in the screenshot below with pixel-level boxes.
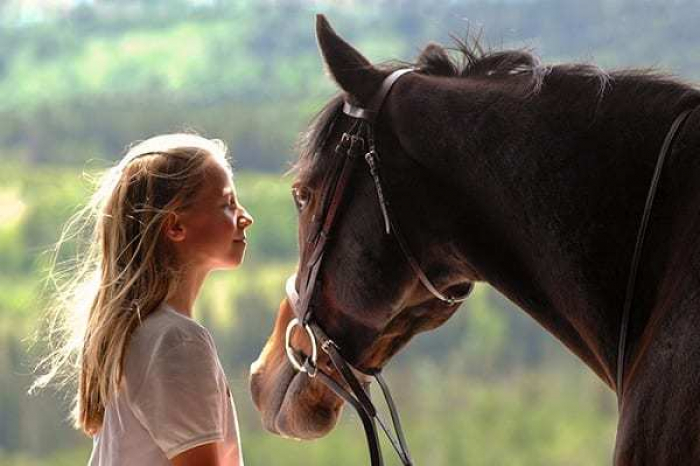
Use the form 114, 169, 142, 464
251, 364, 343, 440
276, 371, 344, 439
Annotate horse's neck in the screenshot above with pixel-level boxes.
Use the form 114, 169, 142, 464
394, 72, 700, 388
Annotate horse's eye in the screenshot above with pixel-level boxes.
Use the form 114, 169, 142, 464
292, 187, 311, 212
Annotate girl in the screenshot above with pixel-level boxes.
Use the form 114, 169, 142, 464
31, 133, 253, 465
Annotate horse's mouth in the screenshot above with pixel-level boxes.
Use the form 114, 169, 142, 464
250, 358, 344, 440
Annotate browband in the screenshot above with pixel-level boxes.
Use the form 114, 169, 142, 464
342, 68, 414, 123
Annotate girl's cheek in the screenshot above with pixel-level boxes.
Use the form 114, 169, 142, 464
221, 207, 234, 223
224, 211, 237, 230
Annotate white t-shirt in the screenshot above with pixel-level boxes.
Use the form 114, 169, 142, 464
88, 302, 243, 465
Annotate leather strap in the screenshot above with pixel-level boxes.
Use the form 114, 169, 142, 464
343, 69, 414, 123
311, 322, 377, 416
313, 367, 384, 466
364, 135, 474, 305
374, 371, 413, 465
616, 106, 695, 399
312, 321, 414, 465
297, 134, 365, 324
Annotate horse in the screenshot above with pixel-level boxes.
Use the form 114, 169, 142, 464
250, 14, 700, 465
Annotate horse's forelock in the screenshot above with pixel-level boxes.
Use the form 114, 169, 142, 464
292, 95, 344, 187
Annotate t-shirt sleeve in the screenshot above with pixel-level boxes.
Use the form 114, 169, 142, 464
127, 334, 225, 459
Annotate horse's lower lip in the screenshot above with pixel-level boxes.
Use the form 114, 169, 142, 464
275, 371, 342, 440
251, 364, 341, 440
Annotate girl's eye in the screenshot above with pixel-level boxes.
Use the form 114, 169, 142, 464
292, 187, 311, 212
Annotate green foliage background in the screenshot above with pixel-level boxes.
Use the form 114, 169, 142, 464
2, 0, 697, 464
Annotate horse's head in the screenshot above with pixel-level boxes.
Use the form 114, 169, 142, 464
250, 15, 479, 440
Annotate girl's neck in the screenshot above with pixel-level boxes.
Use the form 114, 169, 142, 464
166, 265, 209, 318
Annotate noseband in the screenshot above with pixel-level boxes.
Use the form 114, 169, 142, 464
284, 68, 473, 466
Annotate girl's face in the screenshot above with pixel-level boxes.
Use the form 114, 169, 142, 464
169, 159, 253, 271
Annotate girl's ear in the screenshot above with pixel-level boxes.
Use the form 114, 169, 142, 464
163, 212, 186, 242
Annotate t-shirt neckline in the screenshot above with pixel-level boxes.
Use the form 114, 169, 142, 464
161, 302, 196, 322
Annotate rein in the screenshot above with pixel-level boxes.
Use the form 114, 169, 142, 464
616, 106, 696, 400
284, 68, 473, 466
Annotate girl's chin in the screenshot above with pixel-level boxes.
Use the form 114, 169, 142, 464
224, 252, 246, 268
208, 254, 245, 271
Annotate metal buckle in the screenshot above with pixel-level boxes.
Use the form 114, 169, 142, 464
285, 318, 318, 377
321, 338, 339, 353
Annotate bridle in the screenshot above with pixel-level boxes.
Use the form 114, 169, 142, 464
283, 68, 474, 466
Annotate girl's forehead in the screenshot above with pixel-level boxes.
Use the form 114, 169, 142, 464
199, 160, 236, 199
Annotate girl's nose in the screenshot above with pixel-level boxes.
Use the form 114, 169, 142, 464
237, 208, 253, 229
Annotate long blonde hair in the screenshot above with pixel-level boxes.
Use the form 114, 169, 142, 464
31, 133, 232, 435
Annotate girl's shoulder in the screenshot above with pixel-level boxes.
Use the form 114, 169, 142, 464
121, 303, 223, 406
129, 302, 215, 360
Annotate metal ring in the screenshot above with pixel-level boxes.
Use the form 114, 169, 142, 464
285, 318, 318, 375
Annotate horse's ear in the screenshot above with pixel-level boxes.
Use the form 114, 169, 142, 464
315, 14, 386, 104
416, 42, 457, 76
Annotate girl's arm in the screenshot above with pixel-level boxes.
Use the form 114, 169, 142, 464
172, 441, 236, 466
